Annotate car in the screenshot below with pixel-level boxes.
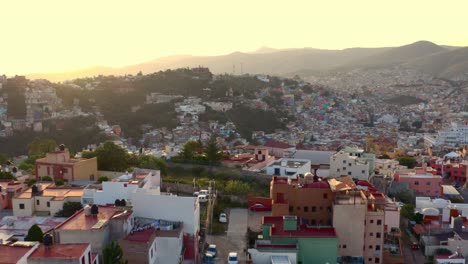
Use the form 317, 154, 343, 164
203, 252, 215, 264
228, 252, 238, 264
219, 213, 227, 223
198, 194, 208, 203
193, 189, 209, 196
249, 203, 271, 211
411, 242, 420, 250
207, 244, 217, 257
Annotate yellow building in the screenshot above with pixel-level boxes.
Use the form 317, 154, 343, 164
35, 148, 98, 182
12, 182, 83, 217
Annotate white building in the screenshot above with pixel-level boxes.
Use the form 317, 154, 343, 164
204, 101, 233, 112
329, 150, 373, 180
81, 169, 161, 205
425, 122, 468, 147
265, 158, 311, 178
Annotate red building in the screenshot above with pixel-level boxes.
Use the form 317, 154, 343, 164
430, 158, 468, 183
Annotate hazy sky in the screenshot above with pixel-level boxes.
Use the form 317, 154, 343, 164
1, 0, 467, 75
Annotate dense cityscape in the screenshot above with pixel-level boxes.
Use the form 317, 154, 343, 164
1, 2, 468, 264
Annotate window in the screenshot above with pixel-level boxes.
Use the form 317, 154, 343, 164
312, 206, 316, 212
19, 204, 25, 209
369, 245, 373, 249
323, 193, 328, 199
47, 202, 50, 207
348, 163, 352, 166
375, 257, 380, 263
327, 219, 332, 226
369, 232, 373, 236
327, 207, 332, 212
151, 247, 154, 258
426, 181, 431, 185
81, 256, 85, 264
377, 220, 382, 225
124, 183, 128, 187
304, 206, 309, 212
348, 171, 352, 176
319, 206, 323, 210
376, 245, 381, 250
368, 258, 372, 262
337, 169, 340, 172
289, 206, 293, 212
414, 181, 419, 185
361, 170, 365, 174
343, 167, 347, 171
36, 200, 40, 205
376, 232, 381, 238
370, 220, 374, 224
343, 160, 346, 164
342, 244, 347, 248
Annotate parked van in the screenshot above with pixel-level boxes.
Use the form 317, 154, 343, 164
198, 194, 208, 203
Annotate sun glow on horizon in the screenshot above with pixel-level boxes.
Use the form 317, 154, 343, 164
1, 0, 467, 75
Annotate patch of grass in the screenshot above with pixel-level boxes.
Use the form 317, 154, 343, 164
211, 221, 227, 235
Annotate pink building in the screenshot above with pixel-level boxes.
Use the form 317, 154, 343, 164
394, 170, 442, 197
0, 180, 25, 209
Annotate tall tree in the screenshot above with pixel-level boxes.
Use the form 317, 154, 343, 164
180, 140, 203, 160
86, 142, 129, 171
102, 241, 128, 264
205, 139, 222, 165
27, 138, 57, 156
137, 155, 168, 176
25, 224, 44, 242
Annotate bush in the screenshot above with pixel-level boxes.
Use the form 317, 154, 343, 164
55, 179, 64, 186
98, 176, 110, 183
25, 224, 44, 242
27, 179, 37, 187
41, 176, 53, 182
55, 202, 83, 217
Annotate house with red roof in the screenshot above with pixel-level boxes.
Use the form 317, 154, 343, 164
53, 205, 134, 259
28, 243, 99, 264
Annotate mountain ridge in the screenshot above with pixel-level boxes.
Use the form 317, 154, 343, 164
25, 41, 467, 82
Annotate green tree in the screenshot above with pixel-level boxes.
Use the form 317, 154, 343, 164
27, 179, 37, 187
102, 241, 128, 264
137, 155, 168, 176
397, 156, 417, 169
180, 141, 203, 160
395, 188, 414, 204
27, 138, 57, 156
98, 176, 110, 183
89, 142, 129, 171
205, 139, 222, 165
25, 224, 44, 242
224, 180, 251, 195
0, 171, 15, 180
400, 204, 415, 220
55, 202, 83, 217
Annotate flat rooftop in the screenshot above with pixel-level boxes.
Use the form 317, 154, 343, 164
270, 159, 309, 169
29, 244, 89, 260
55, 206, 132, 231
16, 183, 84, 199
0, 243, 36, 264
263, 216, 336, 238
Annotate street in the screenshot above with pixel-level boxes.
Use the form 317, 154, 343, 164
206, 208, 248, 263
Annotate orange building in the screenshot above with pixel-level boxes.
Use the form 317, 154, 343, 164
0, 180, 25, 209
35, 148, 98, 182
270, 175, 336, 226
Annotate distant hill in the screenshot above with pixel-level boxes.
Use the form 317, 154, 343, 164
25, 41, 467, 82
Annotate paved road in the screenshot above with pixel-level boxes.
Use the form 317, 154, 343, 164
206, 208, 248, 263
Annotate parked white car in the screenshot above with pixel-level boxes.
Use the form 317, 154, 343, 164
198, 194, 208, 203
219, 213, 227, 223
228, 252, 238, 264
193, 189, 209, 196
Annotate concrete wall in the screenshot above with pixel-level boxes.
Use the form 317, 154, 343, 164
155, 235, 183, 264
132, 191, 199, 235
12, 198, 34, 216
74, 158, 98, 181
55, 228, 110, 255
330, 152, 370, 180
364, 211, 385, 263
385, 209, 400, 233
120, 235, 155, 264
333, 203, 366, 258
